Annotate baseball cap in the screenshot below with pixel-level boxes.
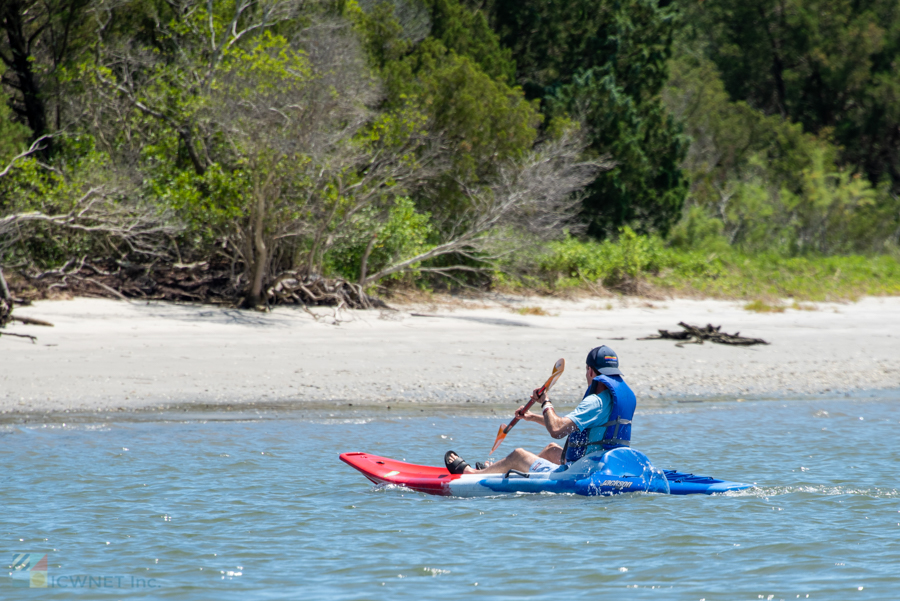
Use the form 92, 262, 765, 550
586, 345, 623, 376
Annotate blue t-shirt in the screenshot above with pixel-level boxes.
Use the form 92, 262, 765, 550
562, 389, 612, 462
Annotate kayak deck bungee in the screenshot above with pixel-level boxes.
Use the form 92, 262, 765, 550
662, 469, 753, 495
340, 449, 752, 497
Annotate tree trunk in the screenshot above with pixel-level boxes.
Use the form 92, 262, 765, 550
1, 0, 51, 154
0, 265, 13, 327
245, 188, 268, 308
358, 233, 378, 285
758, 3, 787, 117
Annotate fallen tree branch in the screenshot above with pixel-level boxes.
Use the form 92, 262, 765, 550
267, 273, 387, 310
639, 322, 769, 347
8, 260, 391, 313
0, 331, 37, 343
10, 315, 54, 327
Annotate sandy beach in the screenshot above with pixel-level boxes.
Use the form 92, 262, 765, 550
2, 295, 899, 416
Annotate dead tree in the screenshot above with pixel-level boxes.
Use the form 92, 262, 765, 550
362, 131, 612, 286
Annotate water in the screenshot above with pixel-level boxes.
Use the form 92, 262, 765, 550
2, 396, 898, 600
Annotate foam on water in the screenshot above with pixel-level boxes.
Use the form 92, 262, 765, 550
1, 396, 899, 599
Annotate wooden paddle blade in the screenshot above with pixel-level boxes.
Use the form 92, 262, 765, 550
489, 424, 507, 455
542, 358, 566, 393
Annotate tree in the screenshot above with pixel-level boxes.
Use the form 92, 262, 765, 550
0, 135, 178, 327
82, 1, 444, 306
0, 0, 92, 153
360, 127, 610, 285
664, 48, 900, 254
475, 0, 689, 237
686, 0, 900, 197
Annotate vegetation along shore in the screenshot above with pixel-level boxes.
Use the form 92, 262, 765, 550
2, 1, 899, 326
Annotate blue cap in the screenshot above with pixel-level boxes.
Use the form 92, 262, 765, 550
586, 345, 622, 376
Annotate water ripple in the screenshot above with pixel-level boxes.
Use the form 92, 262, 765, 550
2, 397, 898, 599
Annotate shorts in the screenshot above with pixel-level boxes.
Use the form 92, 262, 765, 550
530, 458, 564, 473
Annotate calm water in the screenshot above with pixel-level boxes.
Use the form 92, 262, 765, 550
2, 396, 899, 600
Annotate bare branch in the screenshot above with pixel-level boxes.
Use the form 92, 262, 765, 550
363, 130, 610, 285
0, 134, 52, 178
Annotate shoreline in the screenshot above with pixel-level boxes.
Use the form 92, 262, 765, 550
3, 295, 899, 417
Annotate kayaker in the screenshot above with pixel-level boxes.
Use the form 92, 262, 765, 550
444, 345, 635, 475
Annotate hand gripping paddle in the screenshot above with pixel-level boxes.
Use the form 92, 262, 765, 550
489, 358, 565, 455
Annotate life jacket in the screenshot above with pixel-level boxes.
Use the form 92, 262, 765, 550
562, 374, 636, 463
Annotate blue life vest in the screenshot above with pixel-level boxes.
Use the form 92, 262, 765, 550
562, 375, 636, 463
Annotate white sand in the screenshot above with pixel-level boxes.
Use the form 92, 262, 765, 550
2, 295, 899, 414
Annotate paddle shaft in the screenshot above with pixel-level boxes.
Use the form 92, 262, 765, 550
489, 358, 564, 455
501, 383, 549, 435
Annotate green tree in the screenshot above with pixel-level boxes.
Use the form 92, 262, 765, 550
476, 0, 689, 237
686, 0, 900, 196
70, 0, 594, 306
0, 74, 29, 168
664, 47, 900, 254
359, 0, 515, 81
0, 0, 92, 153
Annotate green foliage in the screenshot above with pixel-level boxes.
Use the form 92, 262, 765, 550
357, 0, 515, 81
685, 0, 900, 198
353, 0, 544, 246
326, 196, 433, 282
667, 206, 729, 252
364, 12, 541, 181
132, 30, 318, 244
426, 0, 516, 83
479, 0, 689, 237
354, 1, 410, 68
549, 68, 688, 236
0, 81, 29, 166
533, 232, 900, 300
665, 48, 900, 255
387, 40, 539, 177
5, 0, 900, 306
0, 139, 126, 265
535, 228, 722, 290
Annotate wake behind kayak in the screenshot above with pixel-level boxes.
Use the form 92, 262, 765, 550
340, 448, 752, 497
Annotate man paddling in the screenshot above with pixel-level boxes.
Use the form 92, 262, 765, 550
444, 345, 635, 474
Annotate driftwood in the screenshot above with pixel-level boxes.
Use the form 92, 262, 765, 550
267, 273, 386, 310
639, 322, 769, 347
11, 315, 54, 327
1, 266, 52, 341
22, 260, 240, 303
0, 331, 37, 343
8, 260, 384, 311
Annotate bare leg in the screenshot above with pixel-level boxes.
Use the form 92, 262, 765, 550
446, 446, 562, 475
465, 448, 541, 474
474, 443, 562, 474
538, 443, 563, 464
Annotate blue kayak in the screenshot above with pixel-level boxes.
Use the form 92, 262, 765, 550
341, 447, 753, 497
663, 469, 753, 495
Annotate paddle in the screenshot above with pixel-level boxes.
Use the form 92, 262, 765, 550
489, 358, 565, 454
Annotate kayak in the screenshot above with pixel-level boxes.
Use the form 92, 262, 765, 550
340, 448, 752, 497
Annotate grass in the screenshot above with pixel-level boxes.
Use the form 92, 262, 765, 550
744, 299, 785, 313
790, 301, 818, 311
529, 235, 900, 301
515, 306, 549, 316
